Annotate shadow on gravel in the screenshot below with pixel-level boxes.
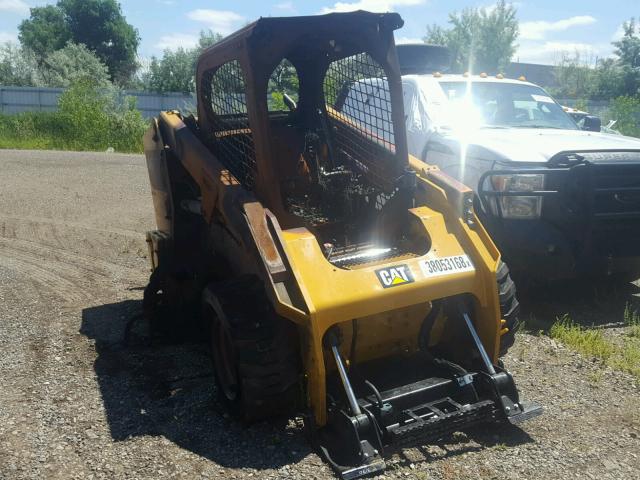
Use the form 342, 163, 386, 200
464, 421, 534, 448
389, 422, 533, 468
80, 299, 535, 472
518, 277, 640, 331
80, 300, 310, 471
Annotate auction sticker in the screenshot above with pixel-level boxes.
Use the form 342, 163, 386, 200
531, 94, 554, 103
420, 255, 475, 278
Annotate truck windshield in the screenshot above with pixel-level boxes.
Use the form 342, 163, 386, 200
437, 81, 578, 130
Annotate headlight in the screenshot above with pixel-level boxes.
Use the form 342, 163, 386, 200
490, 174, 544, 219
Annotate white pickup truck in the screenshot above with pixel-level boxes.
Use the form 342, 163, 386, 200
336, 48, 640, 280
398, 71, 640, 279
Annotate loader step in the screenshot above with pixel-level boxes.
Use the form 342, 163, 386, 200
387, 398, 499, 447
506, 401, 544, 424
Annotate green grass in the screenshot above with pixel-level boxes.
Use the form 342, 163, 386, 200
0, 111, 145, 154
549, 313, 640, 380
0, 136, 60, 150
549, 314, 615, 359
0, 81, 147, 154
624, 303, 640, 338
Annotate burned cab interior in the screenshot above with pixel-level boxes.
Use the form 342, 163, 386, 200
196, 12, 430, 269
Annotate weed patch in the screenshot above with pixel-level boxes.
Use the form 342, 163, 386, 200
624, 303, 640, 338
549, 314, 614, 360
0, 80, 147, 153
549, 314, 640, 380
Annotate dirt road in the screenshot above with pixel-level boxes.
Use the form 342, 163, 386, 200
0, 149, 638, 479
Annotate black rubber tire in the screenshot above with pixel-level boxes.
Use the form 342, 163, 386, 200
202, 277, 301, 422
497, 260, 520, 357
142, 268, 178, 339
143, 268, 201, 340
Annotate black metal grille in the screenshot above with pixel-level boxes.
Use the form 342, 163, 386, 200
591, 163, 640, 218
324, 53, 397, 191
328, 243, 417, 269
208, 60, 256, 188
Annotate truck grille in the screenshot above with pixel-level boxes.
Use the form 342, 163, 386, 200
591, 163, 640, 218
564, 159, 640, 257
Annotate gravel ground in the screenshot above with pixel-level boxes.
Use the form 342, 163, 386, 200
0, 149, 639, 480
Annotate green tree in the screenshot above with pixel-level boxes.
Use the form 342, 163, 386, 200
142, 30, 223, 94
583, 58, 625, 101
423, 24, 448, 46
424, 0, 519, 73
551, 51, 597, 100
197, 30, 224, 51
0, 43, 39, 86
17, 6, 69, 60
551, 19, 640, 102
144, 48, 197, 94
59, 0, 140, 84
19, 0, 140, 84
614, 19, 640, 68
612, 18, 640, 97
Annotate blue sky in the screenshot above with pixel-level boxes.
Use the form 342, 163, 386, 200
0, 0, 637, 65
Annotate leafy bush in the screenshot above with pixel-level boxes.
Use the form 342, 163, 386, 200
0, 79, 147, 153
0, 41, 111, 89
608, 96, 640, 138
40, 42, 111, 88
0, 111, 64, 150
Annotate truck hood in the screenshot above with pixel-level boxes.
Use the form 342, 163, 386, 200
446, 128, 640, 164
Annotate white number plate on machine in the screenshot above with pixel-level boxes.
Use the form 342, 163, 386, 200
419, 255, 475, 278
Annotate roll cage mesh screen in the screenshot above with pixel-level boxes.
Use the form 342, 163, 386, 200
324, 53, 397, 191
206, 60, 256, 188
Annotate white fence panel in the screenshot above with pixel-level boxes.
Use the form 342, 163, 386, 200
0, 86, 195, 118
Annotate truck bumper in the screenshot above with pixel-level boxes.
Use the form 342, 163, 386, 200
477, 154, 640, 281
487, 218, 640, 280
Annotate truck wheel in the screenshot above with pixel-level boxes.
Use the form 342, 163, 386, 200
202, 277, 301, 422
497, 260, 520, 356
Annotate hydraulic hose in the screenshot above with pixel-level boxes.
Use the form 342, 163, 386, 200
364, 380, 384, 408
418, 300, 442, 351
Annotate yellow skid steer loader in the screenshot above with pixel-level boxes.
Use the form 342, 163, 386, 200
142, 11, 541, 478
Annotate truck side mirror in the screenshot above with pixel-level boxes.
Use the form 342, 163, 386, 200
582, 115, 601, 132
